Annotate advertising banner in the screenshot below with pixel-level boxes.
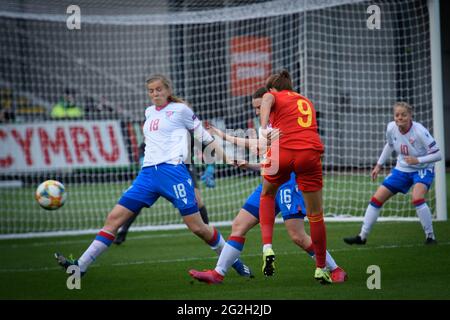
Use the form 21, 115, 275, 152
0, 120, 130, 172
230, 35, 272, 96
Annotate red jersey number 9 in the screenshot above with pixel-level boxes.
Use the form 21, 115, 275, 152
297, 99, 312, 128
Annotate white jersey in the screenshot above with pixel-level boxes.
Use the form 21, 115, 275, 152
382, 121, 440, 172
142, 102, 213, 167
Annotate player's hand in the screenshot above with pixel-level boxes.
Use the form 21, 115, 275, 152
201, 164, 216, 188
206, 125, 223, 138
233, 159, 249, 170
204, 120, 217, 135
232, 160, 261, 172
203, 120, 211, 129
404, 156, 419, 165
371, 164, 382, 181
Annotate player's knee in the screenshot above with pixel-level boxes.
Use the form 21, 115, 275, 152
104, 214, 122, 231
369, 196, 384, 208
412, 198, 426, 207
231, 222, 247, 237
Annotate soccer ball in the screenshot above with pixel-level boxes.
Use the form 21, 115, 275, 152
35, 180, 67, 210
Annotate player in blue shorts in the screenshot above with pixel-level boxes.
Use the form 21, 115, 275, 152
113, 140, 215, 245
54, 74, 251, 278
189, 88, 347, 284
344, 102, 442, 245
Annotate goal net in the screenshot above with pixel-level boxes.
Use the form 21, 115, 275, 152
0, 0, 442, 237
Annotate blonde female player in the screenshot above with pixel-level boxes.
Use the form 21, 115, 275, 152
54, 74, 251, 277
344, 102, 442, 245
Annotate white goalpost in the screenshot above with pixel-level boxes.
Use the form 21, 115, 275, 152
0, 0, 446, 238
427, 0, 447, 221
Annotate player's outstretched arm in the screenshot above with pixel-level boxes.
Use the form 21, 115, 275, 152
202, 137, 233, 165
234, 160, 261, 172
209, 125, 258, 151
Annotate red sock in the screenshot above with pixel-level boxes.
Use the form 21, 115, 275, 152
307, 213, 327, 268
260, 194, 276, 245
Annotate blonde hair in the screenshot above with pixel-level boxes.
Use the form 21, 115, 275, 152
393, 101, 413, 115
146, 74, 187, 104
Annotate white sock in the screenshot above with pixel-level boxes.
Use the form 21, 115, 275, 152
215, 238, 245, 276
325, 251, 338, 271
78, 229, 115, 273
263, 244, 272, 252
360, 203, 381, 240
308, 250, 338, 271
208, 228, 226, 255
415, 202, 435, 239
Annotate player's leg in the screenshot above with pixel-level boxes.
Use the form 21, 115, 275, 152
189, 209, 258, 284
301, 189, 331, 284
188, 163, 210, 225
259, 179, 279, 276
260, 179, 279, 249
344, 185, 394, 245
114, 210, 140, 245
77, 204, 135, 272
194, 187, 209, 225
284, 217, 347, 282
344, 167, 413, 245
182, 212, 222, 252
293, 149, 331, 284
182, 210, 252, 278
361, 186, 394, 240
215, 209, 258, 276
259, 147, 290, 276
412, 182, 436, 244
55, 204, 136, 274
55, 168, 156, 274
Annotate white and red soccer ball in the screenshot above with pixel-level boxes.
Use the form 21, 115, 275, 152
35, 180, 67, 210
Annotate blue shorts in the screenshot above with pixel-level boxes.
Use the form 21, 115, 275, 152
118, 163, 198, 216
242, 182, 306, 221
382, 168, 435, 195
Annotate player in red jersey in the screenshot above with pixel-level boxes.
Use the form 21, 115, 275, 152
258, 69, 331, 284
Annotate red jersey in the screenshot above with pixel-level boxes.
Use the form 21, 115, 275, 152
269, 90, 323, 152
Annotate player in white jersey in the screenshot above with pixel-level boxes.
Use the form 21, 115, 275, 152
344, 102, 442, 245
113, 137, 214, 245
54, 74, 252, 278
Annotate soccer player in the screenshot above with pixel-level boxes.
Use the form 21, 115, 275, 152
54, 74, 251, 277
113, 140, 215, 245
258, 70, 330, 284
344, 102, 442, 245
188, 90, 347, 284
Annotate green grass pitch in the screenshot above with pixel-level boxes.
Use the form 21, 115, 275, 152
0, 174, 449, 300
